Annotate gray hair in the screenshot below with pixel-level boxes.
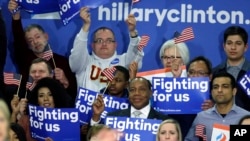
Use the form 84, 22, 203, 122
159, 39, 190, 65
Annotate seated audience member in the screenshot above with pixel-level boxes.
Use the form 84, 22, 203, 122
156, 118, 182, 141
185, 72, 250, 141
100, 65, 130, 98
169, 56, 214, 138
10, 77, 71, 141
213, 25, 250, 111
159, 39, 189, 77
9, 122, 27, 141
69, 7, 143, 92
238, 115, 250, 125
8, 0, 77, 100
86, 124, 121, 141
0, 99, 10, 141
91, 77, 170, 125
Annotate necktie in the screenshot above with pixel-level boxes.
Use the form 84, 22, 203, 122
133, 111, 142, 118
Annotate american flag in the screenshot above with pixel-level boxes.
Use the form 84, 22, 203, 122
26, 76, 36, 91
42, 45, 53, 61
3, 72, 21, 86
174, 27, 194, 44
195, 124, 207, 141
102, 67, 117, 81
138, 35, 150, 51
132, 0, 140, 4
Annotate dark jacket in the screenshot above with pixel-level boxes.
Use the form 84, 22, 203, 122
213, 59, 250, 111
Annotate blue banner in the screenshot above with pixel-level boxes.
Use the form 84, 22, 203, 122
105, 116, 162, 141
238, 71, 250, 97
152, 77, 210, 114
28, 105, 80, 141
16, 0, 60, 13
75, 87, 130, 124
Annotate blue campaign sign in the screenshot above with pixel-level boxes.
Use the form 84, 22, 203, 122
16, 0, 60, 13
75, 87, 130, 124
28, 105, 80, 141
3, 0, 250, 89
58, 0, 81, 25
238, 71, 250, 97
152, 77, 210, 114
105, 116, 162, 141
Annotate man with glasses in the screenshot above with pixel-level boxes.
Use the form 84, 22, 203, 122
69, 7, 143, 92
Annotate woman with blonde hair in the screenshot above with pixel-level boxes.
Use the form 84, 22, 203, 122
0, 99, 10, 141
156, 119, 182, 141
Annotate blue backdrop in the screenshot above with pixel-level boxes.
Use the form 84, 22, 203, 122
2, 0, 250, 73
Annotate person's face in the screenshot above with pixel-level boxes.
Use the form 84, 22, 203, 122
37, 87, 55, 108
108, 71, 128, 97
241, 118, 250, 125
128, 78, 151, 109
188, 60, 210, 78
25, 28, 48, 54
158, 123, 179, 141
92, 29, 117, 59
223, 35, 248, 62
9, 129, 19, 141
0, 110, 8, 141
29, 62, 52, 82
211, 77, 236, 105
161, 47, 183, 68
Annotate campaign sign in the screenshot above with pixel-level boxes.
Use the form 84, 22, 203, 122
211, 123, 229, 141
58, 0, 81, 25
238, 71, 250, 98
137, 66, 187, 82
105, 116, 162, 141
152, 77, 210, 114
29, 105, 79, 141
16, 0, 60, 13
230, 125, 250, 140
75, 87, 130, 124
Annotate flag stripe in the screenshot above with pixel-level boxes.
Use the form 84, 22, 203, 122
138, 35, 150, 51
3, 72, 21, 86
195, 124, 207, 141
174, 27, 194, 44
102, 67, 117, 81
26, 77, 36, 91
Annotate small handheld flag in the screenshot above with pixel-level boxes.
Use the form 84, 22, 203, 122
174, 27, 194, 44
26, 76, 36, 91
138, 35, 150, 51
4, 72, 21, 86
101, 67, 117, 81
195, 124, 207, 141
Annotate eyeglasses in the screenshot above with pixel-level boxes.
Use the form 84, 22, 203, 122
161, 56, 181, 61
94, 38, 115, 44
188, 70, 209, 76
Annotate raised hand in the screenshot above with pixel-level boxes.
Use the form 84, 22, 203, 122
54, 68, 69, 88
92, 94, 105, 122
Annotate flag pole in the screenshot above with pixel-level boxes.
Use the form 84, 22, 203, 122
102, 81, 110, 95
48, 45, 56, 68
16, 75, 22, 97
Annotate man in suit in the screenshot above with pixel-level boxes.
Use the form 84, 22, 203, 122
91, 76, 170, 125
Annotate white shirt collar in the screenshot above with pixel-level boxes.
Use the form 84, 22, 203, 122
131, 104, 151, 118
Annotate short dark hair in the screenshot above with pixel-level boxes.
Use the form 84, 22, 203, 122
129, 77, 152, 90
115, 65, 129, 81
187, 56, 212, 75
210, 72, 236, 92
92, 26, 115, 41
238, 115, 250, 124
10, 123, 27, 141
24, 24, 45, 33
223, 26, 248, 44
29, 58, 53, 74
29, 77, 71, 108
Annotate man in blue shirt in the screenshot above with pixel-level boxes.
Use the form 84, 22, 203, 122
185, 72, 250, 141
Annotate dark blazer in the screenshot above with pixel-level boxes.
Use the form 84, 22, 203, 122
107, 106, 170, 121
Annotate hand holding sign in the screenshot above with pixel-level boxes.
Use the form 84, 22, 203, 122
92, 94, 105, 122
126, 14, 137, 32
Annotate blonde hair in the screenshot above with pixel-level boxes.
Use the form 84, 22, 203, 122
86, 124, 112, 141
156, 119, 182, 141
0, 99, 11, 140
